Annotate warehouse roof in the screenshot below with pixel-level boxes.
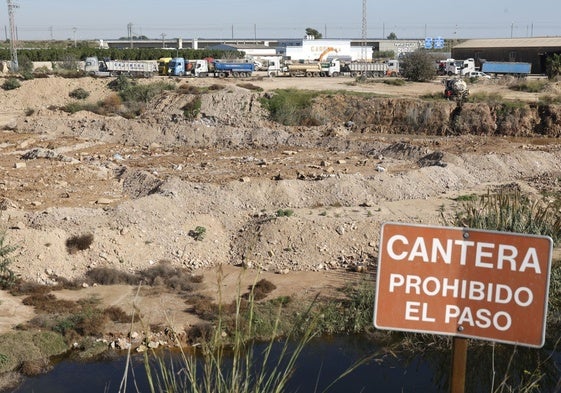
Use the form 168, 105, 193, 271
454, 37, 561, 49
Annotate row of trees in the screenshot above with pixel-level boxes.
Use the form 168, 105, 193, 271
0, 48, 241, 63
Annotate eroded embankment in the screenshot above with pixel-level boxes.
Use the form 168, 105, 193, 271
311, 95, 561, 137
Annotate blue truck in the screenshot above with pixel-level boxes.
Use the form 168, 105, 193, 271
481, 61, 532, 77
168, 57, 254, 78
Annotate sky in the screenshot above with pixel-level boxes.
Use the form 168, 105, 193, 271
2, 0, 561, 41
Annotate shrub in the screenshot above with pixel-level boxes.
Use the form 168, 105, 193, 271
383, 78, 406, 86
85, 267, 139, 285
237, 83, 263, 91
399, 50, 436, 82
69, 87, 90, 100
99, 93, 122, 113
2, 78, 21, 90
260, 89, 321, 126
104, 306, 134, 323
181, 97, 202, 120
108, 74, 133, 92
65, 233, 94, 254
189, 226, 206, 241
276, 209, 294, 217
119, 81, 175, 103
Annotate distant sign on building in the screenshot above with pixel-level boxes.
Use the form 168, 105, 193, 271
424, 36, 445, 49
374, 222, 552, 348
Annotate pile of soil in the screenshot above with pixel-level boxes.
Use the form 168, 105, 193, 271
1, 74, 560, 338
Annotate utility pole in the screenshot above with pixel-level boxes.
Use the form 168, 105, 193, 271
161, 33, 166, 48
361, 0, 368, 62
127, 22, 133, 48
7, 0, 18, 72
73, 27, 77, 47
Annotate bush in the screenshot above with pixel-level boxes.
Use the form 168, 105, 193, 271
65, 233, 94, 254
276, 209, 294, 217
182, 97, 202, 120
119, 81, 175, 103
260, 89, 322, 126
108, 74, 133, 92
2, 78, 21, 90
188, 226, 206, 241
69, 87, 90, 100
399, 50, 436, 82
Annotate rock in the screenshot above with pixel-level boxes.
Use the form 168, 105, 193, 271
95, 198, 113, 205
14, 162, 26, 169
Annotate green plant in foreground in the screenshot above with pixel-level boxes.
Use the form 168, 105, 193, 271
137, 269, 317, 393
130, 268, 378, 393
448, 190, 561, 243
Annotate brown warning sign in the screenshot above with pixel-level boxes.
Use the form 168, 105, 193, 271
374, 222, 553, 348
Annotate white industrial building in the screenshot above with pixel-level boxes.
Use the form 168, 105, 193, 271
283, 38, 424, 62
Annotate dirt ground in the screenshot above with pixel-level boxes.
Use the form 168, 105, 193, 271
1, 72, 561, 338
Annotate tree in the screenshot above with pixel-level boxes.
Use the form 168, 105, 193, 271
546, 53, 561, 80
305, 28, 322, 39
400, 50, 436, 82
387, 32, 398, 40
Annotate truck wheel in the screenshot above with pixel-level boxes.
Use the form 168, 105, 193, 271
305, 72, 313, 77
218, 72, 226, 78
331, 72, 339, 77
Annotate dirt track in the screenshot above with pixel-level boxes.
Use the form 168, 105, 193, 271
1, 73, 561, 335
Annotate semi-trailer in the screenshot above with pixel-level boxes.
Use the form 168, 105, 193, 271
481, 61, 531, 77
267, 57, 400, 78
84, 57, 158, 77
167, 57, 254, 77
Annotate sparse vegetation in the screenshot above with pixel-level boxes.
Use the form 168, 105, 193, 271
189, 226, 207, 241
448, 189, 561, 242
237, 82, 263, 91
383, 78, 406, 86
182, 96, 202, 119
260, 89, 321, 126
508, 79, 548, 93
1, 78, 21, 90
68, 87, 90, 100
276, 209, 294, 217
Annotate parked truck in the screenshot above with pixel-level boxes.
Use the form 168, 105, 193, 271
213, 60, 254, 77
481, 61, 531, 77
168, 57, 254, 77
84, 57, 158, 77
334, 59, 400, 77
158, 57, 173, 75
441, 58, 476, 76
267, 57, 400, 78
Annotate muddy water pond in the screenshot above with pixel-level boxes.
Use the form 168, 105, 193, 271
11, 335, 561, 392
